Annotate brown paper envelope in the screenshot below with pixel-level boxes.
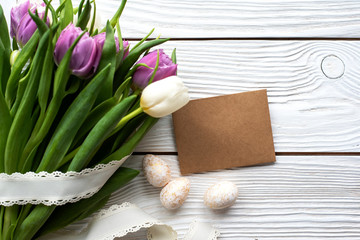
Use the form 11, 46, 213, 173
172, 89, 276, 174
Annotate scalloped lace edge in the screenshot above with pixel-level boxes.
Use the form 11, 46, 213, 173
0, 157, 129, 206
0, 189, 101, 206
0, 159, 127, 179
183, 220, 220, 240
95, 203, 164, 240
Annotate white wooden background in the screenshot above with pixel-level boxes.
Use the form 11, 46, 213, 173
3, 0, 360, 239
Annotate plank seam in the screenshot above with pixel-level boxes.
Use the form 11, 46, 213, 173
127, 37, 360, 41
133, 152, 360, 156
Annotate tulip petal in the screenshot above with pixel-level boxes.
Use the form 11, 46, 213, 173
141, 76, 189, 118
54, 23, 101, 78
133, 49, 178, 89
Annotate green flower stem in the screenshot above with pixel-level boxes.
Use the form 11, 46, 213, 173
124, 63, 152, 80
36, 64, 111, 173
59, 0, 73, 30
58, 147, 79, 169
2, 205, 19, 240
113, 76, 131, 101
110, 106, 143, 137
0, 37, 10, 96
28, 11, 48, 36
130, 28, 154, 52
19, 32, 86, 174
1, 30, 50, 240
10, 68, 31, 116
0, 91, 11, 173
147, 50, 160, 86
101, 116, 158, 164
77, 0, 85, 16
76, 0, 91, 30
70, 97, 117, 150
37, 32, 55, 117
95, 21, 116, 105
111, 113, 146, 152
5, 32, 39, 107
89, 0, 96, 35
0, 206, 4, 239
100, 0, 127, 32
13, 205, 33, 238
115, 21, 124, 69
13, 205, 56, 240
68, 95, 137, 171
43, 0, 57, 24
0, 5, 10, 55
70, 75, 134, 152
171, 48, 177, 64
143, 34, 161, 56
4, 29, 50, 174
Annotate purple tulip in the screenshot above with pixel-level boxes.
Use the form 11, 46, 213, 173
93, 32, 130, 58
54, 24, 101, 78
11, 0, 48, 46
10, 0, 30, 39
132, 50, 177, 89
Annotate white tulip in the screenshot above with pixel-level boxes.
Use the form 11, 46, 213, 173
140, 76, 190, 118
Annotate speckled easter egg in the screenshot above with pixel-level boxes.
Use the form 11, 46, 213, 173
204, 181, 238, 209
143, 154, 171, 187
160, 177, 190, 209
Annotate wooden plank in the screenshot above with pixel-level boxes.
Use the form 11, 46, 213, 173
94, 0, 360, 38
94, 155, 360, 239
134, 40, 360, 153
3, 1, 360, 38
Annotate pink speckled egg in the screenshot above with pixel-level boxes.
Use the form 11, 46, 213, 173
160, 177, 190, 209
204, 181, 238, 209
143, 155, 171, 187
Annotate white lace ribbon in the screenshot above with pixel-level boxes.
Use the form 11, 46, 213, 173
0, 156, 129, 206
0, 157, 220, 239
41, 202, 220, 240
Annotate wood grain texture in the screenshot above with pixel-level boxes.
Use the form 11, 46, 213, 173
93, 0, 360, 38
98, 155, 360, 239
134, 40, 360, 153
4, 0, 360, 38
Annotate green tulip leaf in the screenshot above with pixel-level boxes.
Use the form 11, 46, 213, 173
0, 5, 10, 54
5, 32, 39, 107
59, 0, 73, 30
115, 38, 169, 88
95, 21, 117, 105
36, 64, 111, 173
76, 0, 91, 30
4, 29, 51, 174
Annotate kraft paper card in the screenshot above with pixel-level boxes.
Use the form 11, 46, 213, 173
172, 89, 276, 174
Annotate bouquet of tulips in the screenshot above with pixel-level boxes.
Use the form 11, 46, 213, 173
0, 0, 189, 239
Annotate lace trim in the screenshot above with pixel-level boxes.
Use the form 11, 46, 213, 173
183, 221, 197, 239
93, 203, 163, 240
0, 160, 125, 179
0, 190, 100, 206
183, 220, 220, 240
39, 202, 220, 240
0, 156, 129, 206
95, 202, 134, 220
104, 221, 163, 240
211, 229, 221, 240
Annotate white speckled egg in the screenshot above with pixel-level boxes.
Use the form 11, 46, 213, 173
160, 177, 190, 209
204, 181, 238, 209
143, 154, 171, 187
